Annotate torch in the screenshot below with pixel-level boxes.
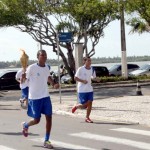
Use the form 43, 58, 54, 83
20, 49, 29, 82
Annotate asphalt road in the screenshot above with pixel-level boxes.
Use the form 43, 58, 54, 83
0, 85, 150, 150
0, 105, 150, 150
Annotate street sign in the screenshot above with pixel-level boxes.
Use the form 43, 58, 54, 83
58, 32, 72, 42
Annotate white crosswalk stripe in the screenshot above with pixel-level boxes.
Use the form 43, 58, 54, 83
110, 127, 150, 136
2, 127, 150, 150
30, 138, 97, 150
0, 145, 16, 150
70, 132, 150, 150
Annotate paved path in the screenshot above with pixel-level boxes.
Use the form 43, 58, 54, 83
52, 94, 150, 126
1, 88, 150, 127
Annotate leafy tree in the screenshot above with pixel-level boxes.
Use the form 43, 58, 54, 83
0, 0, 118, 81
125, 0, 150, 34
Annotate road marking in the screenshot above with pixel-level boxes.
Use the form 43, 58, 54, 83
30, 138, 97, 150
70, 132, 150, 150
0, 145, 16, 150
110, 127, 150, 136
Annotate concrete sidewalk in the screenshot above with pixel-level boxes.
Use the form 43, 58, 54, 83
52, 95, 150, 126
1, 90, 150, 127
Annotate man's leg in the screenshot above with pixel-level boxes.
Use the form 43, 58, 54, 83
22, 118, 40, 137
77, 102, 88, 108
42, 97, 53, 149
86, 100, 92, 119
24, 98, 28, 108
44, 115, 53, 149
45, 115, 52, 141
85, 100, 93, 123
85, 92, 93, 123
21, 87, 28, 109
22, 98, 41, 137
72, 93, 88, 113
27, 118, 40, 126
72, 102, 88, 113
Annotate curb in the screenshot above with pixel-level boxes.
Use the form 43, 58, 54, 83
53, 110, 140, 125
49, 81, 150, 93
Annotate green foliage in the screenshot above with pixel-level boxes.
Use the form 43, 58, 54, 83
56, 0, 119, 40
66, 75, 150, 85
98, 75, 150, 83
0, 0, 31, 26
125, 0, 150, 34
100, 76, 128, 83
0, 0, 120, 81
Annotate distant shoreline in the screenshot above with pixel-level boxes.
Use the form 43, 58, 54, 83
1, 61, 150, 71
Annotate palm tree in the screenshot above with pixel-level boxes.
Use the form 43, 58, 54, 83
128, 20, 150, 34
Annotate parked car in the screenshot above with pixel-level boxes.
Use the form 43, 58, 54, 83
129, 64, 150, 76
0, 70, 19, 90
109, 64, 139, 76
91, 65, 109, 77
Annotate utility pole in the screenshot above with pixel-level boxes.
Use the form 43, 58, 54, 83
120, 0, 128, 78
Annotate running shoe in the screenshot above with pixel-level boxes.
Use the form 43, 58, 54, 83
20, 98, 25, 103
20, 102, 24, 108
72, 106, 77, 113
85, 118, 93, 123
44, 141, 53, 149
22, 122, 28, 137
21, 104, 27, 109
20, 99, 25, 108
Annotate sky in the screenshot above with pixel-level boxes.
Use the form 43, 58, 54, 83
0, 20, 150, 62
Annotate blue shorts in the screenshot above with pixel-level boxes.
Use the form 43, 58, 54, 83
27, 97, 52, 119
78, 92, 93, 104
21, 87, 28, 99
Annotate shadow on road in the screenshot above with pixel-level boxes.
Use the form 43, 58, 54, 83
0, 131, 39, 136
0, 108, 20, 110
80, 121, 137, 126
33, 145, 77, 150
92, 106, 140, 113
0, 104, 12, 106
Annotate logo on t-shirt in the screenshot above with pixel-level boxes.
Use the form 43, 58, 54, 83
37, 73, 40, 76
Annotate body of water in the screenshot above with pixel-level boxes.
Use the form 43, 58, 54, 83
1, 61, 150, 71
94, 61, 150, 69
51, 61, 150, 70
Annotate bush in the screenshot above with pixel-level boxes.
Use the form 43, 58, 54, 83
99, 75, 150, 83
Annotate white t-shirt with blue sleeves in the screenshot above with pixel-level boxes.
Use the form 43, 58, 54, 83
26, 63, 50, 99
15, 68, 28, 89
75, 66, 96, 93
